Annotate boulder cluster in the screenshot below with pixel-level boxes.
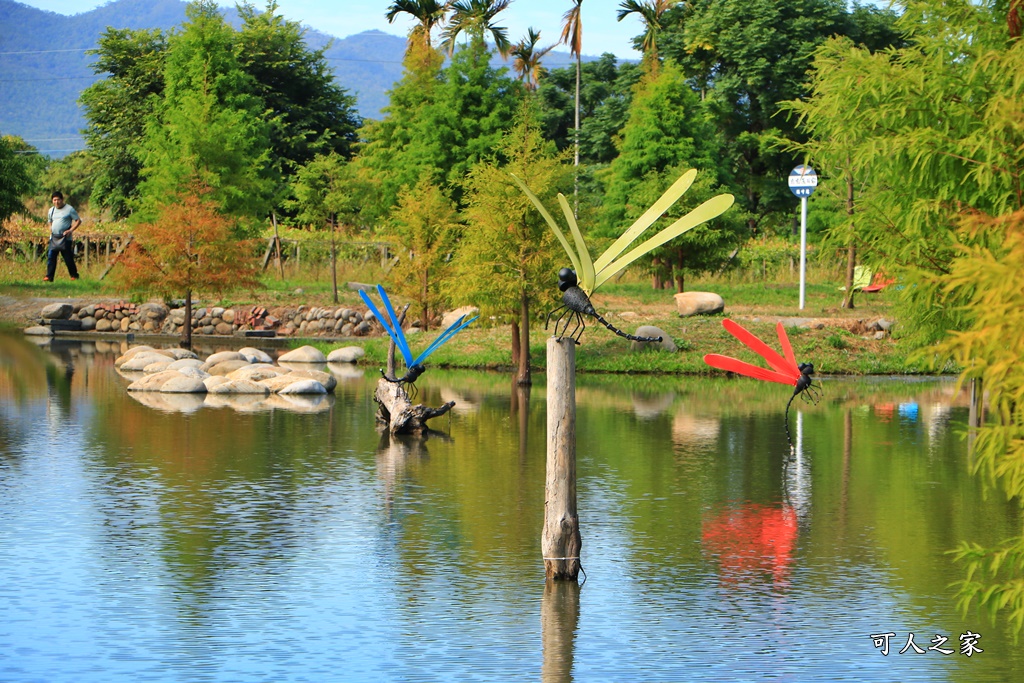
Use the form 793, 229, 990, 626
33, 301, 384, 338
118, 344, 366, 398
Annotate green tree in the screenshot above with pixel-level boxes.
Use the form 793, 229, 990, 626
386, 0, 450, 55
136, 0, 274, 221
455, 101, 572, 384
537, 53, 642, 164
440, 0, 513, 58
792, 0, 1024, 632
511, 28, 556, 91
235, 2, 361, 173
559, 0, 585, 193
383, 177, 462, 330
287, 152, 362, 303
38, 151, 97, 212
780, 37, 880, 308
660, 0, 902, 236
0, 135, 36, 226
79, 27, 167, 219
616, 0, 677, 77
355, 12, 446, 222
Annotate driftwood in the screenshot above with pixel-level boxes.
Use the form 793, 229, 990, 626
374, 379, 455, 434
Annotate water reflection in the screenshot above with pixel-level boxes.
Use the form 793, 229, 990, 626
1, 334, 1022, 682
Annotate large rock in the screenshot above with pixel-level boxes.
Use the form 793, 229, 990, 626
441, 306, 480, 330
204, 359, 253, 376
277, 379, 328, 395
126, 370, 182, 392
167, 358, 205, 371
24, 326, 53, 336
160, 375, 208, 394
41, 303, 74, 320
229, 364, 286, 383
207, 379, 270, 395
204, 351, 246, 367
278, 345, 327, 363
120, 352, 175, 372
674, 292, 725, 317
630, 326, 677, 352
114, 345, 156, 367
327, 346, 365, 363
238, 347, 274, 364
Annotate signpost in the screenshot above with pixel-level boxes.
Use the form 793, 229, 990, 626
788, 165, 818, 309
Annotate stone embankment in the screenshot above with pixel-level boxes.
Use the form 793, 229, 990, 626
26, 300, 388, 339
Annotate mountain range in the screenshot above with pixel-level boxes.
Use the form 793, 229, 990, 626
0, 0, 592, 157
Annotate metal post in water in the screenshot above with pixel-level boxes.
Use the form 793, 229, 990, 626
543, 337, 581, 581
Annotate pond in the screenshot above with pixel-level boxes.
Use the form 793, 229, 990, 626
1, 332, 1021, 682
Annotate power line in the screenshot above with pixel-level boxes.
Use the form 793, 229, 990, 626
0, 48, 95, 55
0, 75, 96, 82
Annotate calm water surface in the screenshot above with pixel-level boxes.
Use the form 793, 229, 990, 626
1, 333, 1021, 682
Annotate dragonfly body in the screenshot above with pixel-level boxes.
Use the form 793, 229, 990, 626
550, 268, 662, 343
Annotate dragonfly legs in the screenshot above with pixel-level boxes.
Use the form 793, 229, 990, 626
799, 382, 822, 405
546, 305, 584, 344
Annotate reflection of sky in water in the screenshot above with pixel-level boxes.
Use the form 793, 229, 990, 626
0, 338, 1020, 682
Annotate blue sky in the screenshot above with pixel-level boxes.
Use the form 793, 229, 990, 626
18, 0, 645, 59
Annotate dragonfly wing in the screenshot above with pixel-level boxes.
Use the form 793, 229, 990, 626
557, 193, 595, 293
776, 322, 798, 371
722, 319, 801, 381
510, 174, 582, 278
412, 315, 478, 366
593, 169, 697, 273
594, 194, 735, 291
375, 285, 415, 368
704, 354, 798, 386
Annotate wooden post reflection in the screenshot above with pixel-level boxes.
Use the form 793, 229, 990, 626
541, 579, 580, 683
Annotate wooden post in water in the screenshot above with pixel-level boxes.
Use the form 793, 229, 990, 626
543, 336, 581, 581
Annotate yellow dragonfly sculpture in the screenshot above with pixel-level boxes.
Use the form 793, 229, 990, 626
512, 169, 735, 343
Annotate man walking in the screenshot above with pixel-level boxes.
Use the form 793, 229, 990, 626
44, 191, 80, 282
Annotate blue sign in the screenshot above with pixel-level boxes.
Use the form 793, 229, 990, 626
788, 165, 818, 198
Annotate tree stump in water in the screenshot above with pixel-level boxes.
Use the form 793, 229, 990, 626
374, 378, 455, 434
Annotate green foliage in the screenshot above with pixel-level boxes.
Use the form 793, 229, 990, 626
0, 135, 37, 225
80, 26, 167, 219
659, 0, 904, 234
287, 152, 360, 229
234, 2, 361, 172
357, 38, 520, 214
136, 0, 275, 222
537, 53, 642, 163
599, 60, 719, 230
37, 151, 97, 210
454, 100, 572, 323
383, 177, 462, 327
598, 61, 741, 285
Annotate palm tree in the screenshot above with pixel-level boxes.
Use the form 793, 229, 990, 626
439, 0, 513, 59
616, 0, 676, 76
385, 0, 450, 54
511, 28, 555, 91
559, 0, 583, 204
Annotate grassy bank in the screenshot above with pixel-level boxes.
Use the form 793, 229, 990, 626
1, 259, 932, 375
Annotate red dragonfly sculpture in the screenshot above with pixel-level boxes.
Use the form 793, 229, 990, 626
703, 319, 820, 449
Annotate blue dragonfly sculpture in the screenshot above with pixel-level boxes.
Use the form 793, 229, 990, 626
359, 285, 477, 391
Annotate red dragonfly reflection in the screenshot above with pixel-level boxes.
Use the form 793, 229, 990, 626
702, 503, 798, 587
